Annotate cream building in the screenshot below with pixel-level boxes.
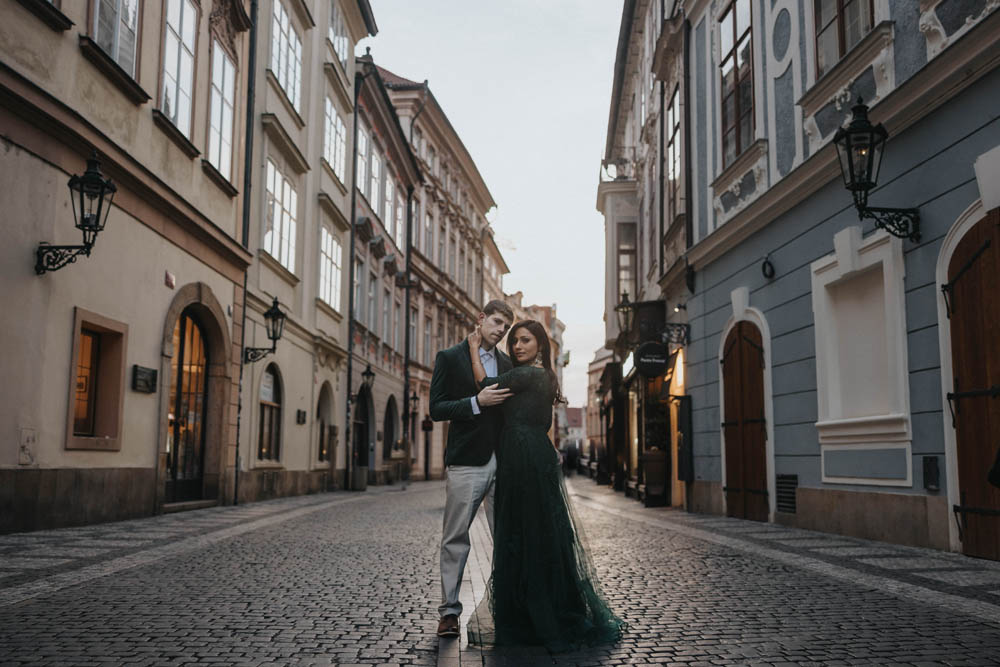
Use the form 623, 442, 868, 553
1, 0, 254, 530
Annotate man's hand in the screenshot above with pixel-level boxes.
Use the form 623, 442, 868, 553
476, 385, 512, 407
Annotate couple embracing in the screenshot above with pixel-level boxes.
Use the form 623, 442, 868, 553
429, 300, 625, 653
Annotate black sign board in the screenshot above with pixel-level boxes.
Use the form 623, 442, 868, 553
636, 341, 669, 378
132, 365, 157, 393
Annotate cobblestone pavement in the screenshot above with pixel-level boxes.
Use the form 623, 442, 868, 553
3, 477, 1000, 666
455, 476, 1000, 666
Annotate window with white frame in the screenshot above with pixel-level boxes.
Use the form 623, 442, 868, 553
354, 259, 364, 322
357, 127, 369, 197
264, 159, 297, 273
394, 300, 402, 350
665, 86, 681, 224
394, 182, 405, 249
324, 97, 347, 181
161, 0, 197, 136
271, 1, 302, 112
370, 151, 382, 211
328, 0, 349, 69
423, 316, 432, 366
383, 287, 391, 341
459, 246, 466, 291
719, 0, 754, 169
438, 223, 446, 268
408, 306, 415, 357
424, 209, 433, 255
384, 178, 395, 240
95, 0, 139, 77
815, 0, 874, 78
208, 43, 236, 180
367, 271, 377, 332
319, 226, 342, 310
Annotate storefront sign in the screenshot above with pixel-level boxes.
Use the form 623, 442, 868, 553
636, 341, 669, 378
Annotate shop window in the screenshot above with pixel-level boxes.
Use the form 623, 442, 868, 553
258, 364, 282, 461
66, 308, 128, 451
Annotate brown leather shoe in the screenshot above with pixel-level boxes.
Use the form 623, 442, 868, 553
436, 614, 460, 638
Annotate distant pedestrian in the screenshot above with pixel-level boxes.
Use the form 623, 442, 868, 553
429, 300, 514, 639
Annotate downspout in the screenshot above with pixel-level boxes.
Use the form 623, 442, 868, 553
658, 79, 665, 276
401, 184, 414, 481
409, 81, 430, 144
233, 0, 259, 505
344, 69, 364, 493
683, 18, 693, 252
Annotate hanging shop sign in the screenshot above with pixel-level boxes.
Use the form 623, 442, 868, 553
636, 341, 670, 378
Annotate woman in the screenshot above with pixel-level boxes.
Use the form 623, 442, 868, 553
465, 319, 625, 653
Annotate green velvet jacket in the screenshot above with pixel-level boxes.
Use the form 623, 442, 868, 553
429, 340, 512, 466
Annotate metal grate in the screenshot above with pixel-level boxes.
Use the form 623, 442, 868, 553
776, 474, 798, 514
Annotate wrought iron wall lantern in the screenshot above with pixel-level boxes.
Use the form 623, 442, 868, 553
409, 390, 419, 413
361, 363, 376, 390
243, 297, 287, 363
833, 98, 920, 242
36, 152, 117, 275
615, 291, 634, 333
673, 302, 686, 313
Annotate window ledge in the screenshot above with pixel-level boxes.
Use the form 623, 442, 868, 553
799, 21, 894, 119
318, 191, 350, 231
16, 0, 73, 31
320, 158, 348, 196
323, 59, 352, 109
316, 296, 343, 322
711, 138, 768, 195
265, 69, 306, 130
259, 249, 300, 286
66, 435, 121, 451
816, 413, 911, 445
78, 35, 151, 106
251, 461, 285, 470
201, 159, 238, 198
152, 109, 200, 159
260, 112, 309, 174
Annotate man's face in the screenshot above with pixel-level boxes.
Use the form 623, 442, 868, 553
478, 311, 512, 350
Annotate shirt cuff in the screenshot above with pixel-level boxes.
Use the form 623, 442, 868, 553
470, 396, 481, 415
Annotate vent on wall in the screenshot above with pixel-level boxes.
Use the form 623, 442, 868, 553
776, 474, 798, 514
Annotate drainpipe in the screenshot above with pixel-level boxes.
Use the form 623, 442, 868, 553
401, 184, 414, 482
683, 18, 693, 252
233, 0, 259, 506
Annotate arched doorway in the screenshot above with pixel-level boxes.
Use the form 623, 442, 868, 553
166, 309, 209, 503
353, 384, 374, 472
721, 320, 768, 522
383, 395, 399, 459
945, 207, 1000, 560
317, 382, 334, 464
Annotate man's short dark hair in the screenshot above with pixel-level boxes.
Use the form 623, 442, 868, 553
483, 299, 514, 322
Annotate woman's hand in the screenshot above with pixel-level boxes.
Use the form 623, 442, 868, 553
467, 326, 482, 351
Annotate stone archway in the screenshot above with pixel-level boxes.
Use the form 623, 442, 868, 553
383, 395, 399, 460
157, 283, 232, 510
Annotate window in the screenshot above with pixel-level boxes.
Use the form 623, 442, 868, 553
425, 210, 434, 257
271, 1, 302, 111
357, 127, 369, 197
424, 316, 432, 366
438, 223, 446, 268
394, 182, 405, 249
385, 178, 395, 239
208, 42, 236, 180
324, 98, 347, 181
617, 222, 637, 300
449, 234, 457, 280
328, 0, 349, 68
413, 126, 423, 154
95, 0, 139, 77
665, 87, 682, 224
719, 0, 754, 168
258, 364, 282, 461
428, 146, 437, 176
370, 151, 382, 211
382, 288, 391, 342
459, 246, 466, 291
368, 271, 377, 332
408, 306, 416, 357
436, 319, 444, 354
74, 330, 100, 436
354, 259, 364, 322
815, 0, 874, 78
264, 159, 297, 273
162, 0, 198, 136
395, 301, 402, 350
319, 227, 342, 310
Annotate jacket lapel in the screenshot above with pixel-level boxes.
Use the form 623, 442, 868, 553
498, 350, 513, 374
457, 340, 476, 392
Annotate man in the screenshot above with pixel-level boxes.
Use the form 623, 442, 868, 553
430, 299, 514, 638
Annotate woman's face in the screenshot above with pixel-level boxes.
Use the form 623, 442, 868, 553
511, 327, 539, 364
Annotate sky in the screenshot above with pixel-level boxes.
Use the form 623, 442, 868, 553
360, 1, 623, 407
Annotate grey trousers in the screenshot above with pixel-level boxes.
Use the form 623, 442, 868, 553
438, 453, 496, 618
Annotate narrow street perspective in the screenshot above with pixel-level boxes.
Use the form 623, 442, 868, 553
3, 0, 1000, 665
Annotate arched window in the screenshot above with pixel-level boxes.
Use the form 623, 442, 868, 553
383, 396, 399, 459
258, 364, 282, 461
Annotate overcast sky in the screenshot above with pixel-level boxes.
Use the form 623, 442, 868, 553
361, 1, 622, 406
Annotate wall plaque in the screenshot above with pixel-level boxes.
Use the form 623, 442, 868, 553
132, 365, 158, 393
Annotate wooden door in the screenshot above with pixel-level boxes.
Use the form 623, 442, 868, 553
722, 321, 768, 522
166, 311, 208, 503
946, 208, 1000, 560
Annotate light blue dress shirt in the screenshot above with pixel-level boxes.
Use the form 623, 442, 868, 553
470, 346, 498, 415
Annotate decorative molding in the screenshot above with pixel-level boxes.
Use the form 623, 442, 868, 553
652, 13, 684, 82
15, 0, 73, 31
320, 158, 348, 196
265, 69, 305, 130
258, 248, 300, 286
711, 139, 769, 224
152, 109, 200, 158
318, 191, 350, 231
78, 35, 151, 106
323, 61, 353, 111
202, 159, 238, 198
315, 297, 344, 325
260, 112, 309, 174
209, 0, 251, 58
920, 0, 999, 60
286, 0, 316, 29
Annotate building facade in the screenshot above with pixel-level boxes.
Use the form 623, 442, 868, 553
599, 0, 1000, 559
1, 0, 254, 530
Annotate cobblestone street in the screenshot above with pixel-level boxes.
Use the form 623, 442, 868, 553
4, 477, 1000, 666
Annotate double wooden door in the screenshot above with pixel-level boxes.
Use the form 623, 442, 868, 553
722, 321, 768, 522
946, 208, 1000, 560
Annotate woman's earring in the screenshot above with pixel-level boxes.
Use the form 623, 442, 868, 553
534, 353, 544, 366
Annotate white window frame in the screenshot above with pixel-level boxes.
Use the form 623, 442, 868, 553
370, 151, 382, 213
394, 182, 406, 250
328, 0, 349, 69
162, 0, 198, 137
385, 177, 395, 241
208, 41, 236, 180
382, 287, 391, 342
319, 226, 342, 311
324, 97, 347, 182
95, 0, 140, 77
270, 1, 302, 112
357, 126, 369, 198
367, 271, 378, 333
264, 159, 298, 274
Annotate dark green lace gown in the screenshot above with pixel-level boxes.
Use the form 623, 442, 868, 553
468, 366, 626, 652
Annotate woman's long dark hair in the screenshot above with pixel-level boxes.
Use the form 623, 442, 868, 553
506, 319, 564, 404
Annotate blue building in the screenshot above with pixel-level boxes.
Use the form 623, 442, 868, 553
598, 0, 1000, 560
